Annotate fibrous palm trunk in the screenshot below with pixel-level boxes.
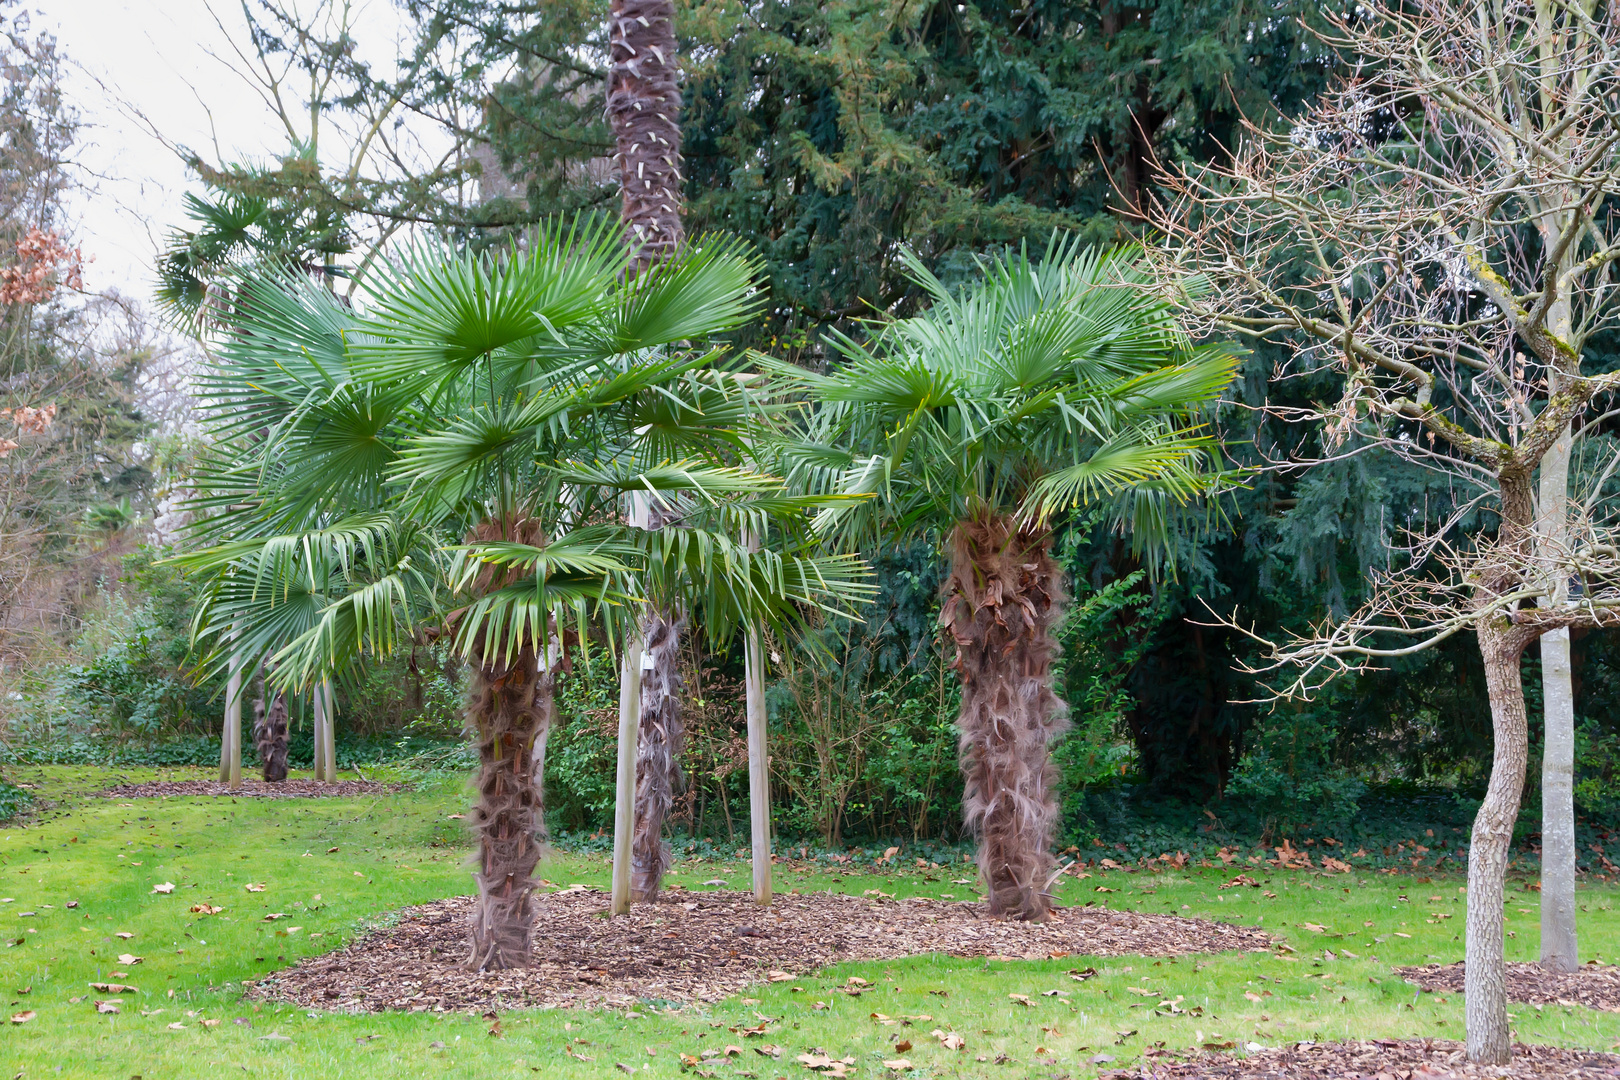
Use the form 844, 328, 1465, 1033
941, 512, 1071, 922
253, 690, 289, 783
633, 604, 685, 901
466, 644, 550, 971
464, 517, 553, 971
607, 0, 683, 270
608, 0, 687, 905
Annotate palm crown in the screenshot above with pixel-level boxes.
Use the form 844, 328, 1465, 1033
769, 236, 1238, 553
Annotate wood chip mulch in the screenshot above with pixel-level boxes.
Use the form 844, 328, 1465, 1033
1400, 961, 1620, 1012
97, 779, 402, 799
252, 887, 1274, 1013
1099, 1039, 1620, 1078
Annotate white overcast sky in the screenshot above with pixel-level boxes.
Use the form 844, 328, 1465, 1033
41, 0, 409, 303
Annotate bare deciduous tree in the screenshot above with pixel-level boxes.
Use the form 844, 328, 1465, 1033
1147, 0, 1620, 1063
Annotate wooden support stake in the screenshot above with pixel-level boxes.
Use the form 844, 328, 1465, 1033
322, 680, 338, 782
222, 650, 243, 789
610, 636, 644, 916
312, 685, 328, 782
743, 526, 771, 905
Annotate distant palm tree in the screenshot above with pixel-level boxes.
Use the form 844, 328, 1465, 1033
770, 238, 1238, 921
608, 0, 683, 269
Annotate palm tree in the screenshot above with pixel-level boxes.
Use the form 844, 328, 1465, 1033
768, 237, 1238, 921
182, 220, 870, 965
608, 0, 683, 269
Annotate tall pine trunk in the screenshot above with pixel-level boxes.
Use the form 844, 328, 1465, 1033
633, 604, 685, 901
941, 512, 1070, 922
608, 0, 683, 270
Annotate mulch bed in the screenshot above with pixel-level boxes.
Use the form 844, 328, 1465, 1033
1399, 961, 1620, 1012
1099, 1039, 1620, 1078
97, 779, 402, 799
252, 887, 1274, 1013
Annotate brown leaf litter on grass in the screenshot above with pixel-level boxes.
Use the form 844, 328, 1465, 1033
1100, 1039, 1620, 1078
96, 779, 402, 799
1400, 961, 1620, 1012
252, 887, 1273, 1013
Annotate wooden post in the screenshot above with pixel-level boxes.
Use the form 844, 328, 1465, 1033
219, 621, 243, 788
610, 636, 644, 915
222, 651, 243, 789
311, 685, 328, 782
322, 680, 338, 782
743, 527, 771, 905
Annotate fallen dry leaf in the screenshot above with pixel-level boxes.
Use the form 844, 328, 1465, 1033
796, 1052, 855, 1076
931, 1028, 966, 1051
190, 904, 223, 915
882, 1060, 912, 1071
116, 954, 142, 966
767, 970, 795, 982
894, 1039, 913, 1053
10, 1010, 35, 1023
151, 882, 175, 895
1300, 922, 1327, 933
1008, 993, 1031, 1006
88, 982, 138, 994
263, 913, 288, 921
168, 1021, 186, 1030
201, 1017, 220, 1027
245, 883, 266, 893
94, 1000, 119, 1014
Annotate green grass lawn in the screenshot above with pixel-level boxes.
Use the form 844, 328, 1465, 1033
2, 765, 1618, 1079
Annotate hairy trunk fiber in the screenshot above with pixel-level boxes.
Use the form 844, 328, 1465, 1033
942, 512, 1070, 922
253, 691, 289, 783
1467, 619, 1532, 1064
633, 604, 685, 901
608, 0, 683, 270
464, 515, 553, 970
466, 645, 550, 971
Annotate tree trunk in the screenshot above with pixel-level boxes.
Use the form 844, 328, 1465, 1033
1540, 625, 1578, 970
942, 512, 1070, 922
608, 0, 684, 271
633, 604, 685, 901
254, 690, 289, 783
1534, 424, 1580, 969
1467, 618, 1533, 1064
466, 643, 549, 971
